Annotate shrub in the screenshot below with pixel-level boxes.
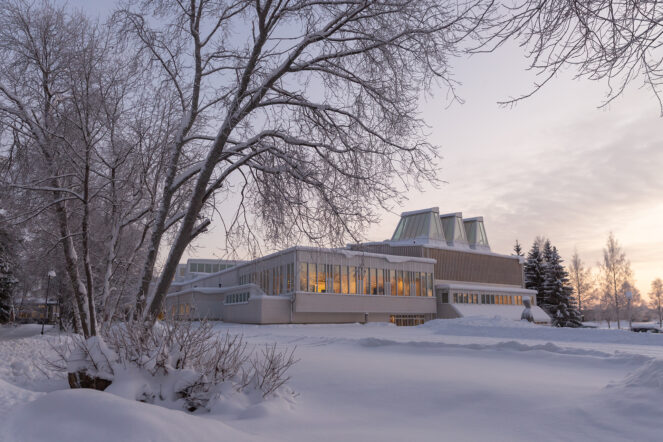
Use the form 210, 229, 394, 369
46, 320, 298, 412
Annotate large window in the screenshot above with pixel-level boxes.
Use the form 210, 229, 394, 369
341, 266, 348, 294
308, 263, 316, 292
299, 262, 307, 292
349, 267, 357, 294
333, 265, 341, 293
316, 263, 326, 293
361, 267, 368, 294
370, 268, 377, 295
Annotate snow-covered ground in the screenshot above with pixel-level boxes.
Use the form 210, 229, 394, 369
1, 318, 662, 441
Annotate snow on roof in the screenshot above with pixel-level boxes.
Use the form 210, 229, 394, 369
436, 282, 537, 295
451, 304, 551, 323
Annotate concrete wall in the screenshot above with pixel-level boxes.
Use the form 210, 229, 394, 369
294, 292, 436, 315
224, 296, 291, 324
436, 303, 462, 319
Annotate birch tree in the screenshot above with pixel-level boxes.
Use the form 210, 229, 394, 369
598, 233, 632, 329
113, 0, 495, 322
0, 1, 174, 337
649, 278, 663, 327
568, 249, 595, 315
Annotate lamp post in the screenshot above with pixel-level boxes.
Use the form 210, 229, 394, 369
41, 270, 56, 335
625, 288, 633, 330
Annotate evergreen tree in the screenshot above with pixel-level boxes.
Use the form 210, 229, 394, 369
513, 240, 523, 257
543, 246, 582, 327
0, 227, 18, 323
540, 240, 554, 307
524, 242, 545, 306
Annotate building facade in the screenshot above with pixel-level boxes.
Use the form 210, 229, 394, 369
164, 208, 550, 325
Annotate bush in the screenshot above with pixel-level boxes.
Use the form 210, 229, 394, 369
46, 320, 298, 412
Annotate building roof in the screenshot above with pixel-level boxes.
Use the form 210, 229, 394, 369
451, 304, 551, 323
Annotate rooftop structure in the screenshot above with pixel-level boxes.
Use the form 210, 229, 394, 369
390, 208, 446, 246
439, 212, 469, 248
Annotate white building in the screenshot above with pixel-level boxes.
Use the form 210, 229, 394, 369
164, 208, 550, 325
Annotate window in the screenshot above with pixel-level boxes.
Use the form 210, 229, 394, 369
389, 314, 434, 326
333, 265, 341, 293
287, 263, 294, 292
377, 269, 385, 295
225, 292, 250, 304
349, 267, 357, 294
414, 272, 421, 297
403, 271, 410, 296
341, 266, 348, 294
370, 268, 377, 295
389, 270, 396, 296
317, 264, 326, 293
397, 271, 404, 296
361, 267, 368, 294
300, 263, 307, 292
308, 263, 316, 292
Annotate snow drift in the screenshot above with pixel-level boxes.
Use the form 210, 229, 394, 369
0, 389, 263, 442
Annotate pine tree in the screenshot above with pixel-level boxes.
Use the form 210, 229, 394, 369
543, 246, 582, 327
524, 242, 545, 306
513, 240, 523, 257
0, 227, 18, 323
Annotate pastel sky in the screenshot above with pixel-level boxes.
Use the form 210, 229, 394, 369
188, 40, 663, 299
73, 1, 663, 298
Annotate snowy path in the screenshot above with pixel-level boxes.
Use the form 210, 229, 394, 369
1, 319, 662, 441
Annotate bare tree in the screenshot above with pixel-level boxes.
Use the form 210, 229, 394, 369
649, 278, 663, 327
479, 0, 663, 113
0, 1, 174, 337
111, 0, 495, 323
568, 249, 595, 316
598, 233, 632, 329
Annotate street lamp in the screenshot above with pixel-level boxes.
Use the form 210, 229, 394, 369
41, 270, 56, 335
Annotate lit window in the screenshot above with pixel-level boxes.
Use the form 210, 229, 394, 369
349, 267, 357, 294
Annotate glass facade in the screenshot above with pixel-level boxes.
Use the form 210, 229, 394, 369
442, 292, 524, 305
189, 262, 236, 273
296, 261, 434, 297
239, 260, 296, 295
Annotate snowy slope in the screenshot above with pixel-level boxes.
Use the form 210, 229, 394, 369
1, 320, 662, 442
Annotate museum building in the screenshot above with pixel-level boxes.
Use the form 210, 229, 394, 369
164, 208, 550, 325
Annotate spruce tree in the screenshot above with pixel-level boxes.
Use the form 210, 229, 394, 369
540, 240, 554, 308
524, 242, 545, 307
543, 246, 582, 327
513, 240, 523, 257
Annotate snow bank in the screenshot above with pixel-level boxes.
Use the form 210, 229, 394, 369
357, 337, 651, 364
1, 389, 264, 442
421, 317, 663, 347
611, 359, 663, 389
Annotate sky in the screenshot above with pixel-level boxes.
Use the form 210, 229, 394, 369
72, 1, 663, 298
192, 39, 662, 298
